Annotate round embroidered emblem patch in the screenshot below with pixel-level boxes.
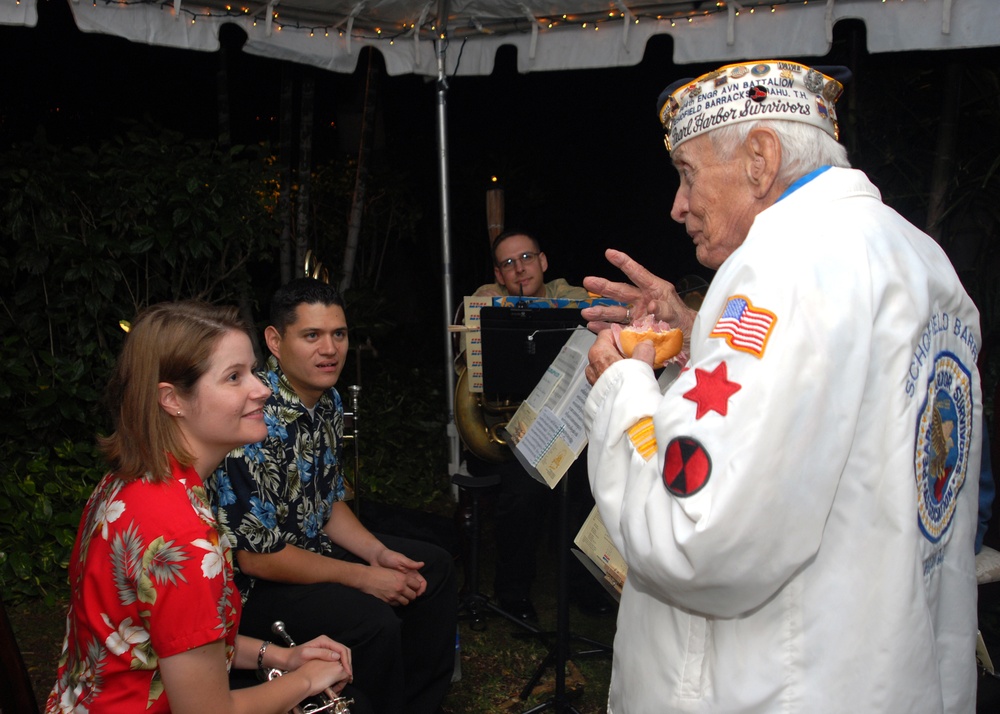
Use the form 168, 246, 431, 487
663, 437, 711, 497
914, 351, 973, 543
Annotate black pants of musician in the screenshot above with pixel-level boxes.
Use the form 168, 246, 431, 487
238, 533, 457, 714
493, 452, 605, 604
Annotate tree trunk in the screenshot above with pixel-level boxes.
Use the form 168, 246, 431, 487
339, 51, 380, 294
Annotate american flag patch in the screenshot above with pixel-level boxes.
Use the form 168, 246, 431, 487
709, 295, 777, 358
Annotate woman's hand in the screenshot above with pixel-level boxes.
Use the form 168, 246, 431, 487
283, 635, 352, 683
160, 639, 352, 713
293, 658, 351, 696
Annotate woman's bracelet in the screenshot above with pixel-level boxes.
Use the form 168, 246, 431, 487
257, 640, 271, 672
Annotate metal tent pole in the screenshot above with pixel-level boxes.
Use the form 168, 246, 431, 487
433, 12, 463, 496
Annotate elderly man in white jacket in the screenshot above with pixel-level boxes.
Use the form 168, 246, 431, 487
581, 60, 983, 714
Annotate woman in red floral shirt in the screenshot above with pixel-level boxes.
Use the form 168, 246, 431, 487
47, 302, 354, 714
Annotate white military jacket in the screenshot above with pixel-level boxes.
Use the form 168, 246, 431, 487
585, 167, 982, 713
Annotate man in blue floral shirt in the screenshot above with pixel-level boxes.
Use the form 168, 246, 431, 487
210, 278, 457, 714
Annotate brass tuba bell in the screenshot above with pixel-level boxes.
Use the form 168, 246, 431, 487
453, 364, 517, 463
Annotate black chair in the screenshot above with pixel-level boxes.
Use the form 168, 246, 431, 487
453, 461, 544, 637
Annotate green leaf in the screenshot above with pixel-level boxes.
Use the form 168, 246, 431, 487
129, 237, 155, 253
172, 206, 191, 226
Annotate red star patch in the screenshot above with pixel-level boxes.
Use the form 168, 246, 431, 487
682, 361, 741, 419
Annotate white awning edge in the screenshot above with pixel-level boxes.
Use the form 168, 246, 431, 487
4, 0, 998, 77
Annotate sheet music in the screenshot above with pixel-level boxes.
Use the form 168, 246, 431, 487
505, 328, 596, 488
574, 506, 628, 597
515, 406, 564, 467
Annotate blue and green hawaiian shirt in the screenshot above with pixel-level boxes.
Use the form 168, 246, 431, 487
208, 355, 347, 600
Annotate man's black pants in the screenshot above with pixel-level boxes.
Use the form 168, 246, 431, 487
238, 534, 457, 714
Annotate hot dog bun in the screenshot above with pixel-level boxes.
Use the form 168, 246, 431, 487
613, 316, 683, 367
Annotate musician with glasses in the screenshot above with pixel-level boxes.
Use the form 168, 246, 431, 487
209, 279, 456, 714
465, 230, 615, 621
473, 230, 588, 301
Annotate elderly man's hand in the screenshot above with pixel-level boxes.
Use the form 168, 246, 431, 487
586, 329, 655, 385
582, 249, 698, 338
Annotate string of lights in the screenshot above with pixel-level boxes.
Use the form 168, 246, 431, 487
76, 0, 918, 44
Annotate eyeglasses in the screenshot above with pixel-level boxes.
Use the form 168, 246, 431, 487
497, 252, 540, 272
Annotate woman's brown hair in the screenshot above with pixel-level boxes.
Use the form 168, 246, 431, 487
99, 301, 250, 482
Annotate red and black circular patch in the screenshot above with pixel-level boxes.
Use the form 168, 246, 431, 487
662, 437, 711, 497
747, 85, 768, 102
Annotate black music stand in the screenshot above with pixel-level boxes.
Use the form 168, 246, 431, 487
479, 306, 587, 398
478, 306, 613, 713
513, 459, 614, 714
454, 306, 585, 638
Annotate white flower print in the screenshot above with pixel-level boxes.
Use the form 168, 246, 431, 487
55, 683, 84, 714
101, 613, 150, 658
192, 537, 226, 579
95, 498, 125, 540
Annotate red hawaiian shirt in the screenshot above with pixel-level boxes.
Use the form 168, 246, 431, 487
46, 456, 241, 713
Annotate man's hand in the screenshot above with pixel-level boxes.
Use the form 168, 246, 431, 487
586, 329, 655, 385
358, 548, 427, 605
581, 249, 698, 337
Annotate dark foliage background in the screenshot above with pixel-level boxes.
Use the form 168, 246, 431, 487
0, 126, 449, 603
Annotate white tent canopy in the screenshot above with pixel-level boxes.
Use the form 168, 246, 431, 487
3, 1, 999, 77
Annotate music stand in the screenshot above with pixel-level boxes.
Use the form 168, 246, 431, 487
455, 306, 584, 639
479, 306, 586, 399
479, 306, 612, 713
